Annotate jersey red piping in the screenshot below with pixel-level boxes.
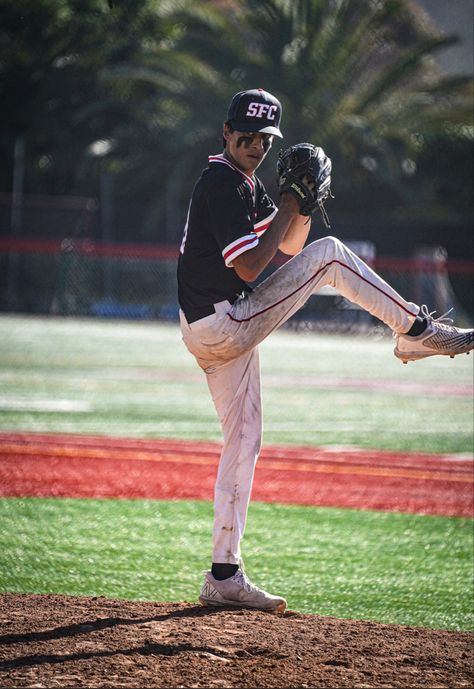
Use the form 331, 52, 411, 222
223, 235, 258, 263
226, 259, 419, 322
208, 155, 255, 193
254, 219, 273, 236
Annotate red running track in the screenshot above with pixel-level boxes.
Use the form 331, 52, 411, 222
0, 432, 472, 517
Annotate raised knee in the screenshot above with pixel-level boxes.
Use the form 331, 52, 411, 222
305, 235, 342, 258
321, 235, 341, 248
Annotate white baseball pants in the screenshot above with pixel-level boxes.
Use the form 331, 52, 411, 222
179, 236, 419, 564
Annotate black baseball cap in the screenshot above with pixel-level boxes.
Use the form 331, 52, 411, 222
227, 88, 283, 138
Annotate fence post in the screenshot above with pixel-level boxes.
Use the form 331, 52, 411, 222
100, 170, 115, 299
7, 136, 25, 310
413, 245, 450, 314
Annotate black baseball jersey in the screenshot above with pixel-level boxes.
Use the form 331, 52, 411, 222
177, 154, 277, 322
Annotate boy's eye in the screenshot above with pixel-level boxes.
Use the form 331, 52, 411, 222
243, 132, 271, 142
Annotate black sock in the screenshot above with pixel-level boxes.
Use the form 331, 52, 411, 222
406, 314, 427, 337
211, 563, 239, 580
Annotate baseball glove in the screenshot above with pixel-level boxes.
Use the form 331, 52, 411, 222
277, 143, 333, 226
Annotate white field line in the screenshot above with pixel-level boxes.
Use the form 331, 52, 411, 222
0, 398, 93, 412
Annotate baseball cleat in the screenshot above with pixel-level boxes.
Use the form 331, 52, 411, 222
199, 570, 287, 614
394, 305, 474, 363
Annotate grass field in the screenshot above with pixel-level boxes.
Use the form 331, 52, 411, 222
0, 315, 472, 453
0, 315, 473, 631
0, 497, 472, 631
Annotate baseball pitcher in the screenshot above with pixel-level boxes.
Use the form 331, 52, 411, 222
177, 88, 473, 613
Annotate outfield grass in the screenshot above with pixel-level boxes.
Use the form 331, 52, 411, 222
0, 497, 472, 632
1, 315, 472, 631
0, 315, 472, 453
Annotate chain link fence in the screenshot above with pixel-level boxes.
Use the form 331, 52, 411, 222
1, 238, 472, 333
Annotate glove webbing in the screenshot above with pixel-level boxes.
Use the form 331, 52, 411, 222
318, 200, 331, 228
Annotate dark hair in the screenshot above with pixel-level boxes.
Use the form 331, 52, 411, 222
222, 120, 234, 148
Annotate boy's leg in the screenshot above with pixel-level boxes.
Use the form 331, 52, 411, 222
180, 314, 287, 612
198, 346, 288, 612
227, 236, 419, 350
205, 347, 263, 565
181, 234, 417, 563
228, 236, 472, 362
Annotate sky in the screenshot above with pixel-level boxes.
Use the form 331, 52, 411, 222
417, 0, 473, 75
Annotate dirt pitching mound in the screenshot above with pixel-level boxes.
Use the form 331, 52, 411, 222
0, 593, 472, 688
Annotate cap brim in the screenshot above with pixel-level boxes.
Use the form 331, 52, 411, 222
230, 120, 283, 138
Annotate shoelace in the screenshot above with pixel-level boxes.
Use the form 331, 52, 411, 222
394, 304, 455, 340
419, 303, 454, 326
233, 570, 258, 593
394, 304, 456, 341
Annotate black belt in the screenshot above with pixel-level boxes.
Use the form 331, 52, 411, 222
184, 292, 249, 324
184, 304, 216, 324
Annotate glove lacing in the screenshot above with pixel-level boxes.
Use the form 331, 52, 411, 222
318, 200, 331, 228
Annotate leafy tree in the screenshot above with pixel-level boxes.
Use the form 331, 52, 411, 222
0, 0, 246, 239
126, 0, 473, 237
0, 0, 471, 250
225, 0, 473, 219
0, 0, 178, 199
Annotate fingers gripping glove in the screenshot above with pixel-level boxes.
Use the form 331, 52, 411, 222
277, 143, 333, 227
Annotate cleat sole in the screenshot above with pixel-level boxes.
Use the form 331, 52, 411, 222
199, 596, 286, 614
395, 347, 473, 363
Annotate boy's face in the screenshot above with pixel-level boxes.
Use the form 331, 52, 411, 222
223, 124, 273, 175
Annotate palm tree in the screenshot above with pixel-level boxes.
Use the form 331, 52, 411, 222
226, 0, 472, 215
5, 0, 469, 243
94, 0, 259, 239
130, 0, 472, 233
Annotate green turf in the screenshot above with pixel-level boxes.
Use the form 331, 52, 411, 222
0, 315, 472, 453
1, 317, 472, 631
0, 497, 472, 631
